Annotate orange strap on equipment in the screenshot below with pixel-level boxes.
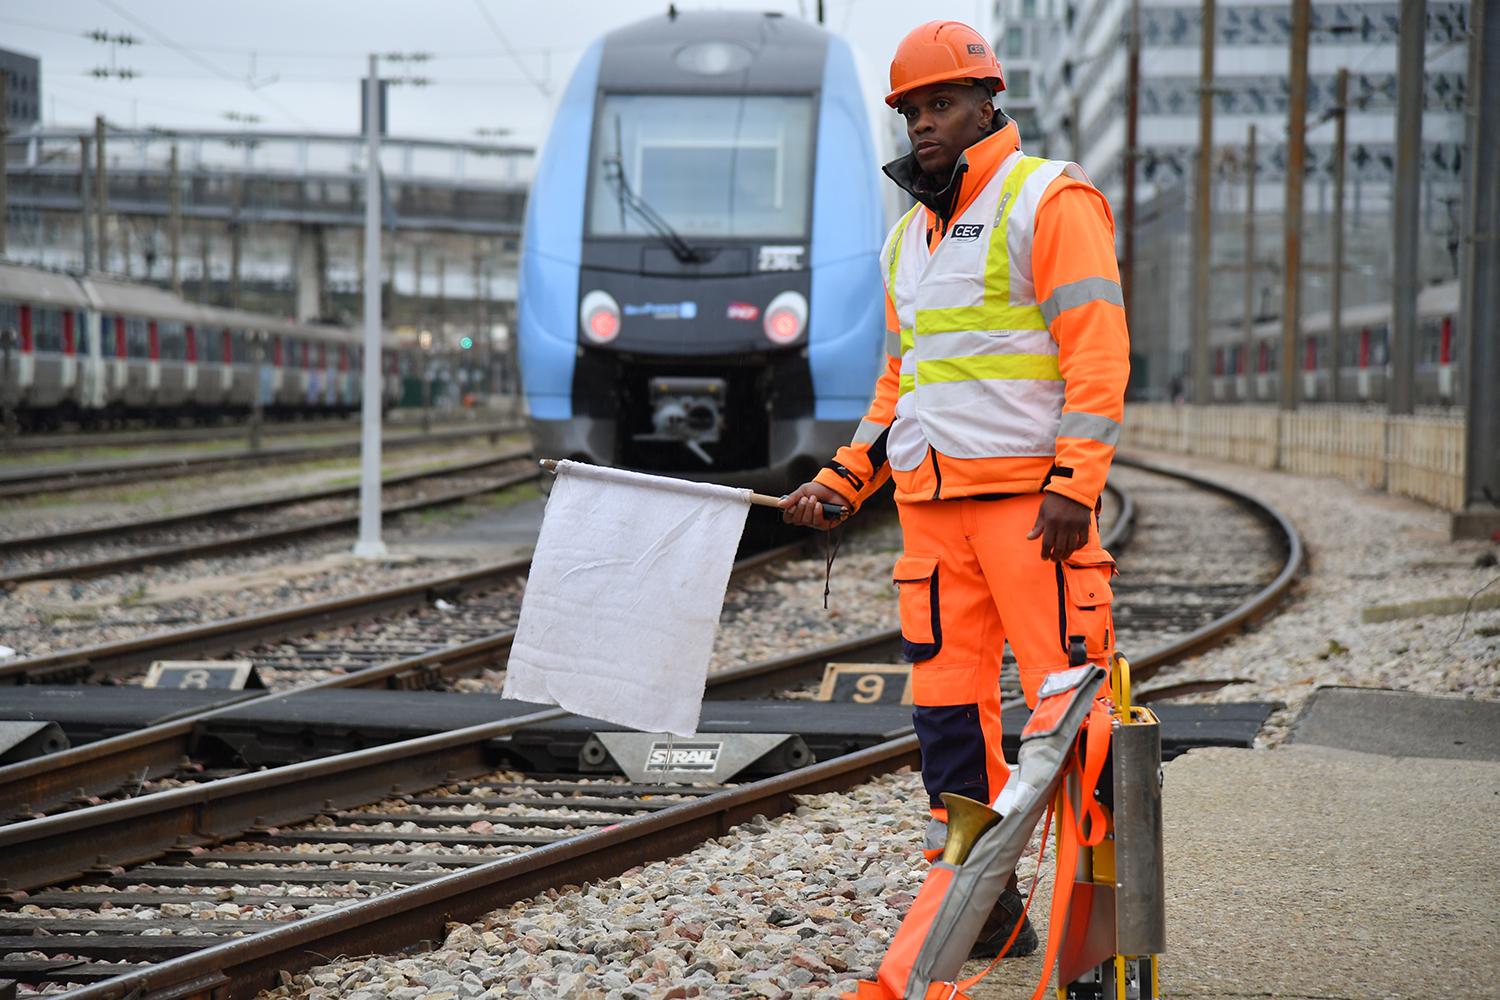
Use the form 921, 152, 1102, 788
1027, 698, 1112, 1000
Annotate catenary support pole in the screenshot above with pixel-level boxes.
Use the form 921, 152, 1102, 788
168, 144, 182, 296
1330, 68, 1349, 405
0, 71, 9, 259
1389, 0, 1425, 416
94, 116, 108, 272
1191, 0, 1216, 404
1457, 0, 1500, 538
79, 136, 93, 271
1242, 125, 1257, 401
1280, 0, 1310, 412
1123, 0, 1141, 342
354, 54, 387, 559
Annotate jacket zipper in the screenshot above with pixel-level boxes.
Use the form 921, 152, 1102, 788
928, 448, 943, 500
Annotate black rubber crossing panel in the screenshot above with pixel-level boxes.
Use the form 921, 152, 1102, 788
0, 686, 259, 745
201, 690, 549, 765
1290, 686, 1500, 760
199, 691, 1274, 770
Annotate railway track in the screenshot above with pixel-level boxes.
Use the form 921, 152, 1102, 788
0, 423, 521, 500
0, 461, 1302, 998
0, 448, 538, 586
0, 413, 498, 455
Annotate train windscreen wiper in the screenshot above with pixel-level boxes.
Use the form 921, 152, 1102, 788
603, 122, 706, 264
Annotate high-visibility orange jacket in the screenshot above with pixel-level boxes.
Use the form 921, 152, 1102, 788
814, 121, 1129, 511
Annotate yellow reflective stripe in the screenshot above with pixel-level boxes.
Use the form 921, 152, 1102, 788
899, 374, 916, 396
916, 354, 1063, 383
915, 155, 1052, 336
900, 328, 914, 354
887, 205, 920, 292
915, 304, 1047, 335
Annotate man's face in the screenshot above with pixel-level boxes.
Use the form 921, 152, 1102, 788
897, 82, 993, 177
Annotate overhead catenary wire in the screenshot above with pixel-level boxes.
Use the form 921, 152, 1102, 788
93, 0, 315, 129
470, 0, 552, 97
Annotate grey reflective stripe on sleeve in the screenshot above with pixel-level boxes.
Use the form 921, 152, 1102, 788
1039, 276, 1124, 326
853, 418, 887, 446
1057, 410, 1122, 446
885, 328, 902, 357
923, 817, 948, 854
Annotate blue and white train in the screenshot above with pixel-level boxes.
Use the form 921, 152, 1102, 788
517, 10, 893, 488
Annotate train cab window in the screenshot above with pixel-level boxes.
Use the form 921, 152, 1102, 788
160, 321, 187, 361
33, 308, 65, 353
588, 94, 815, 239
125, 317, 150, 358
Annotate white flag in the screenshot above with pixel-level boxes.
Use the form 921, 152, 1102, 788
503, 461, 751, 736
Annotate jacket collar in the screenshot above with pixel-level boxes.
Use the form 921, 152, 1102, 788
882, 118, 1021, 233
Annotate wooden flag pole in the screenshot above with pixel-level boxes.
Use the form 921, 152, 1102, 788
538, 459, 848, 520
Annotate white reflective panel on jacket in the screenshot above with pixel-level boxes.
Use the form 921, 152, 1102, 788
879, 151, 1092, 473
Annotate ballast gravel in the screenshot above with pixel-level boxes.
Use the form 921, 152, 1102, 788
1113, 449, 1500, 744
252, 454, 1497, 1000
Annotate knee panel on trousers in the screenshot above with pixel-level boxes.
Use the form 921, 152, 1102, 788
912, 704, 990, 809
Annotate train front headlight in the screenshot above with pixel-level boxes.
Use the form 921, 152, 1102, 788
580, 290, 621, 345
763, 291, 808, 346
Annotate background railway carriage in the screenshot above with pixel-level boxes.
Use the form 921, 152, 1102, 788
0, 260, 400, 429
518, 11, 893, 488
1208, 279, 1462, 406
0, 263, 91, 425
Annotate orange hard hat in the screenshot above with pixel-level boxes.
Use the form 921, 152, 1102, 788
886, 20, 1006, 107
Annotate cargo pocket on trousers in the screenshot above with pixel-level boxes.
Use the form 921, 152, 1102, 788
1056, 547, 1116, 665
893, 555, 942, 663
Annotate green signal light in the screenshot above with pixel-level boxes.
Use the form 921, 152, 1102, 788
459, 336, 474, 349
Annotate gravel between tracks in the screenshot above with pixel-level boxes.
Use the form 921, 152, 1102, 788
251, 456, 1497, 1000
1115, 449, 1500, 745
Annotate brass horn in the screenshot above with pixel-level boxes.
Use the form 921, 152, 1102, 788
938, 792, 1002, 865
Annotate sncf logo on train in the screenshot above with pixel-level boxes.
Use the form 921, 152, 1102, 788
726, 302, 760, 321
645, 741, 723, 772
950, 224, 985, 242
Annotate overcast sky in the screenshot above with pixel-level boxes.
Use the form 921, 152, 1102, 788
4, 0, 994, 146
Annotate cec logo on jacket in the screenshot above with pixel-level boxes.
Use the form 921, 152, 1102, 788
949, 224, 984, 242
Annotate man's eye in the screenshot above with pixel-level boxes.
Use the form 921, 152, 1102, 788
934, 100, 949, 110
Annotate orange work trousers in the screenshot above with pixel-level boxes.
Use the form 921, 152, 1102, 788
892, 494, 1116, 855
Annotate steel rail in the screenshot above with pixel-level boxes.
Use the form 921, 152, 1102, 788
0, 540, 811, 818
1113, 455, 1305, 664
0, 423, 521, 498
1, 413, 491, 454
0, 465, 540, 586
0, 447, 533, 553
0, 462, 1301, 1000
43, 739, 924, 1000
0, 489, 1131, 832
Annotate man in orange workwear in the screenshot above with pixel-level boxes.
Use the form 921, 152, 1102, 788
780, 20, 1128, 959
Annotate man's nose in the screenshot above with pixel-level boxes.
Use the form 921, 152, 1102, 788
912, 112, 934, 134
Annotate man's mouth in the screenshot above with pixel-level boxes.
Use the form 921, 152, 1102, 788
915, 140, 941, 157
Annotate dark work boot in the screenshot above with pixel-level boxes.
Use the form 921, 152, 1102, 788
967, 887, 1039, 960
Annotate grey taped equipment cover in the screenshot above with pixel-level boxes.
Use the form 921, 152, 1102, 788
901, 664, 1107, 998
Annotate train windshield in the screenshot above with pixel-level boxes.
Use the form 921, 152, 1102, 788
588, 93, 814, 240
